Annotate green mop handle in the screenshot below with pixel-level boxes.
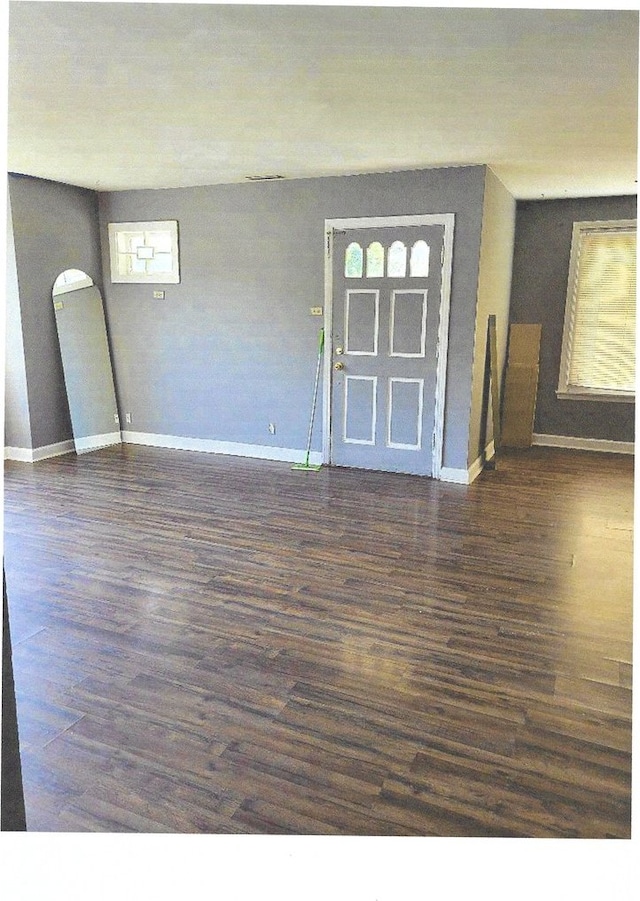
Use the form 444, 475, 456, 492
303, 327, 325, 463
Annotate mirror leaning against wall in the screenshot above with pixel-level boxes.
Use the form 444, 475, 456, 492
52, 269, 121, 454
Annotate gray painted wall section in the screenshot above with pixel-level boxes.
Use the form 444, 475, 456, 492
99, 166, 487, 471
509, 195, 636, 443
467, 168, 516, 466
8, 174, 105, 449
4, 196, 32, 449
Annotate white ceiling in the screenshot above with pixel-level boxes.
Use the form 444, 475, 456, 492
6, 2, 639, 198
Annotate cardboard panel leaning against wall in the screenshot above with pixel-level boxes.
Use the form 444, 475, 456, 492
508, 195, 636, 450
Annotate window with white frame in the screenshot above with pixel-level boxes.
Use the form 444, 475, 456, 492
557, 219, 636, 402
108, 220, 180, 284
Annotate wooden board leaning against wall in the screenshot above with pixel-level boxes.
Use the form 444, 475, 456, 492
501, 324, 543, 448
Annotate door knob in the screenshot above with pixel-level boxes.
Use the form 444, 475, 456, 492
334, 361, 345, 371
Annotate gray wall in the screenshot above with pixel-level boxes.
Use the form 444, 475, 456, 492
99, 165, 487, 471
467, 168, 516, 466
509, 195, 636, 443
7, 174, 105, 449
4, 195, 32, 449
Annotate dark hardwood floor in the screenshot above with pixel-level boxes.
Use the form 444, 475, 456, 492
2, 444, 633, 836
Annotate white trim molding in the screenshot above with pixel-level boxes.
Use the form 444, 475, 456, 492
75, 432, 122, 454
439, 466, 471, 485
5, 446, 35, 462
533, 434, 634, 455
343, 376, 377, 445
389, 289, 428, 359
345, 289, 380, 356
5, 439, 75, 462
556, 388, 634, 404
440, 440, 496, 485
467, 442, 495, 483
121, 431, 323, 465
387, 377, 424, 450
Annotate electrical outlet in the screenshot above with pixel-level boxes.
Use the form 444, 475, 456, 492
125, 413, 132, 424
268, 423, 276, 435
113, 413, 120, 425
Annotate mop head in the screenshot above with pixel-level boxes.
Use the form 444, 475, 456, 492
292, 461, 322, 471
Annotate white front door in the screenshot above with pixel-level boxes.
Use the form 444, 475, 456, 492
325, 216, 454, 477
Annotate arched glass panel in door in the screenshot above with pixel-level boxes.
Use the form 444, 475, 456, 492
345, 242, 364, 278
366, 242, 384, 278
387, 241, 407, 277
410, 240, 430, 277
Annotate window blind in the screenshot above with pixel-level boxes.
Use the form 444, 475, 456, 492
566, 226, 636, 395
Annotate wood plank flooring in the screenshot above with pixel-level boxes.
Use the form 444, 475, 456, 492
2, 444, 633, 836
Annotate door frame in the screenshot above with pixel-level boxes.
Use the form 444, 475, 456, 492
322, 214, 455, 479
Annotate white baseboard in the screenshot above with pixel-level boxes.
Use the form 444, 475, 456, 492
441, 439, 496, 485
5, 433, 123, 462
439, 466, 470, 485
5, 439, 75, 462
121, 430, 323, 466
533, 434, 634, 455
4, 446, 33, 462
468, 439, 495, 483
75, 431, 122, 454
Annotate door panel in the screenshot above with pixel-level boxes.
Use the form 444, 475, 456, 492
330, 224, 445, 475
344, 376, 377, 444
390, 290, 427, 357
388, 378, 424, 449
345, 290, 379, 355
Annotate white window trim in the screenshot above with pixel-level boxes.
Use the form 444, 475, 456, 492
108, 220, 180, 284
557, 218, 636, 404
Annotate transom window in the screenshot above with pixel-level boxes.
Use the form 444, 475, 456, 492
345, 239, 431, 279
558, 219, 636, 402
